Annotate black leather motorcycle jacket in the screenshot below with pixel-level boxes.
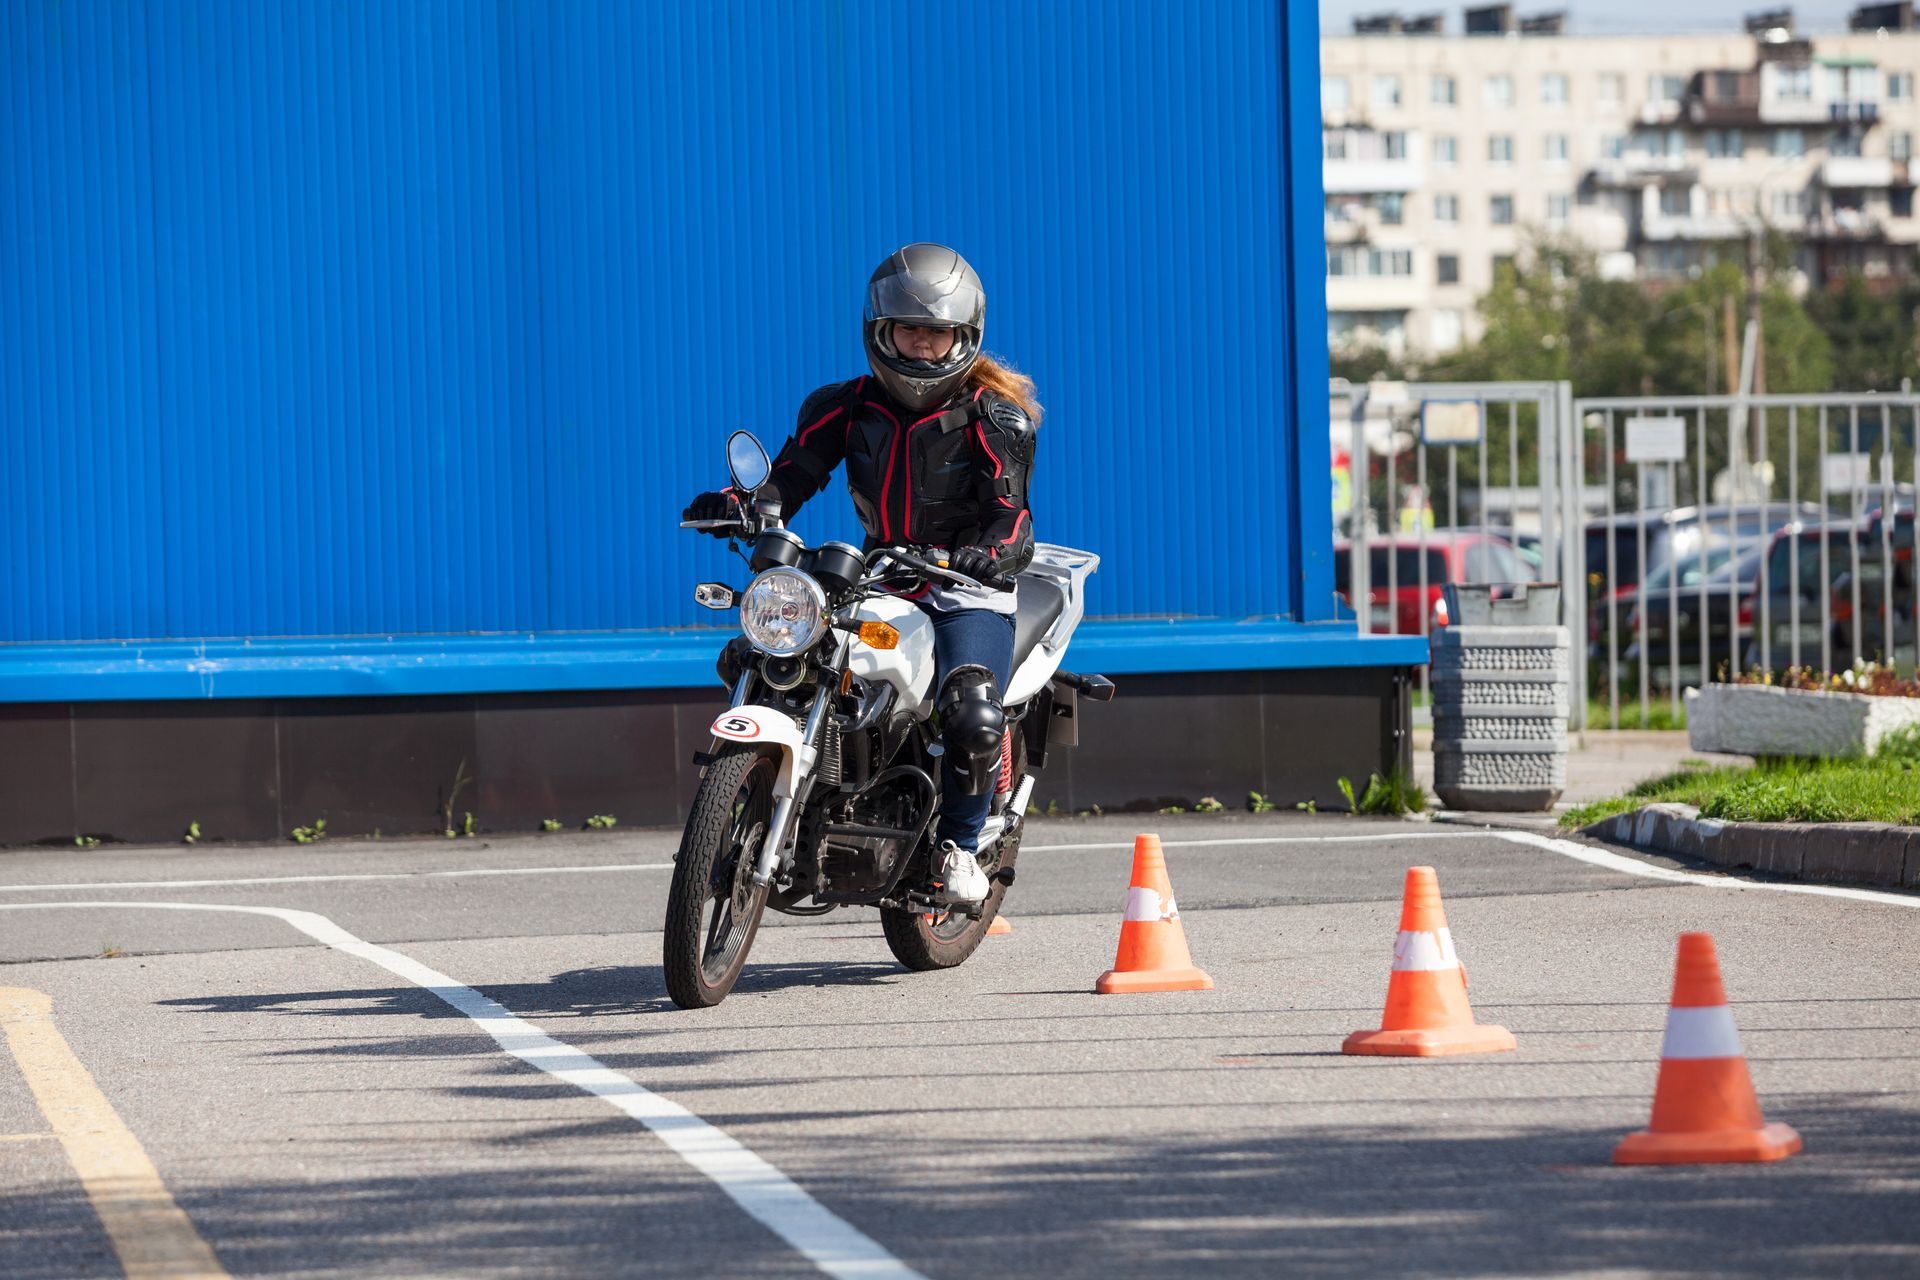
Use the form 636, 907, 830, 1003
767, 376, 1036, 576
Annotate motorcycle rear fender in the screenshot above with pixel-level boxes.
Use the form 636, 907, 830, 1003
709, 706, 809, 797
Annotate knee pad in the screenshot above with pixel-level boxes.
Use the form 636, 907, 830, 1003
939, 665, 1006, 796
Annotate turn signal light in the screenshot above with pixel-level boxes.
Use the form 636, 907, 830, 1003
858, 621, 900, 650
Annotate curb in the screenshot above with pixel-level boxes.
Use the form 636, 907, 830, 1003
1584, 803, 1920, 892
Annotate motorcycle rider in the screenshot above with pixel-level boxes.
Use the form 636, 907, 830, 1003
683, 243, 1038, 906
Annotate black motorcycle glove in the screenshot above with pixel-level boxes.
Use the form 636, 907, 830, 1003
682, 490, 740, 535
951, 544, 1007, 589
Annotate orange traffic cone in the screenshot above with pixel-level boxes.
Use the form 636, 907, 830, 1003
1614, 932, 1802, 1165
1343, 866, 1516, 1057
1095, 834, 1213, 994
986, 913, 1013, 936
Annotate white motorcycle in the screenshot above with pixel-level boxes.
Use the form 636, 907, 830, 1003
665, 431, 1113, 1008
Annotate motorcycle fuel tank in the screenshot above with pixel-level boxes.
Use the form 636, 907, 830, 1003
845, 593, 936, 714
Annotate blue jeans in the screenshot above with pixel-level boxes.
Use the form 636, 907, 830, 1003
923, 605, 1016, 851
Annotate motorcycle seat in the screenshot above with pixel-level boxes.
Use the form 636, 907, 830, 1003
1011, 574, 1069, 674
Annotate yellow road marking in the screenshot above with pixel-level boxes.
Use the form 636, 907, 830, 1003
0, 988, 229, 1279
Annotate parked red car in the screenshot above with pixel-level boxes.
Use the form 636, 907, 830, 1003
1334, 533, 1534, 636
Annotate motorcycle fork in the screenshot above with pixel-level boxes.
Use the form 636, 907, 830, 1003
750, 682, 833, 889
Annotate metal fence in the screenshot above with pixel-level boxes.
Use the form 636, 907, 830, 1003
1575, 394, 1920, 730
1334, 379, 1585, 725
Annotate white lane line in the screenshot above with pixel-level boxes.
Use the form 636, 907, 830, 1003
1488, 829, 1920, 910
0, 863, 674, 895
0, 901, 918, 1280
1022, 831, 1489, 853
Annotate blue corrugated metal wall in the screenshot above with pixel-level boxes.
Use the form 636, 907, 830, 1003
2, 0, 1330, 650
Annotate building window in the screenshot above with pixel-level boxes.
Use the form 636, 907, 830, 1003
1379, 192, 1404, 225
1382, 130, 1408, 160
1601, 134, 1626, 159
1770, 189, 1805, 219
1328, 247, 1414, 278
1659, 186, 1690, 216
1893, 131, 1914, 162
1434, 193, 1460, 223
1490, 195, 1515, 225
1437, 253, 1460, 284
1891, 72, 1914, 103
1432, 134, 1458, 165
1492, 254, 1516, 279
1431, 309, 1465, 352
1323, 75, 1350, 113
1648, 73, 1686, 103
1489, 135, 1515, 164
1598, 73, 1625, 105
1547, 193, 1571, 224
1894, 187, 1915, 218
1544, 134, 1569, 164
1830, 129, 1864, 158
1431, 74, 1457, 106
1323, 131, 1348, 161
1485, 74, 1514, 108
1541, 73, 1569, 106
1775, 66, 1812, 102
1705, 129, 1746, 159
1374, 74, 1402, 108
1771, 128, 1806, 158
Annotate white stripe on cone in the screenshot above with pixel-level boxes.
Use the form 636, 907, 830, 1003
1123, 886, 1179, 923
1659, 1005, 1745, 1060
1391, 927, 1459, 972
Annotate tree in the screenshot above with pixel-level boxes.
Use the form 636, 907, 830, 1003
1806, 276, 1920, 393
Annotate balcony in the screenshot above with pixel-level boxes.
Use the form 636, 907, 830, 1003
1323, 156, 1424, 194
1641, 212, 1749, 241
1326, 275, 1425, 313
1824, 156, 1895, 187
1590, 156, 1697, 186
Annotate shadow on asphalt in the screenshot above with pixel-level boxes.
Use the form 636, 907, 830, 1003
5, 1098, 1916, 1277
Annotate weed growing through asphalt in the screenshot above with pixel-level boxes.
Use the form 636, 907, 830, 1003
541, 818, 563, 832
74, 835, 100, 849
442, 758, 472, 838
1338, 769, 1427, 816
1193, 796, 1225, 813
291, 819, 327, 844
97, 941, 125, 959
1248, 791, 1277, 813
585, 814, 617, 830
183, 821, 201, 845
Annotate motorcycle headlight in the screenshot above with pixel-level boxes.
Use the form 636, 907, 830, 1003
739, 567, 827, 658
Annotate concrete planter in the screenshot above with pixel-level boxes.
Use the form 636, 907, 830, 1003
1686, 682, 1920, 759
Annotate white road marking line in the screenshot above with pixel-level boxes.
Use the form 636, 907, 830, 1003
0, 863, 674, 895
1023, 831, 1488, 853
0, 901, 919, 1280
1487, 829, 1920, 910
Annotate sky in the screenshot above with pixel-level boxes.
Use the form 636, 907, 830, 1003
1318, 2, 1869, 36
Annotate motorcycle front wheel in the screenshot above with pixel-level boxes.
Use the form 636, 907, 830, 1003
663, 745, 776, 1009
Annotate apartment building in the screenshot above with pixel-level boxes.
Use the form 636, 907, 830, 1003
1322, 6, 1920, 359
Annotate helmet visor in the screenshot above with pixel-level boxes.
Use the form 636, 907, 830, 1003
866, 270, 985, 330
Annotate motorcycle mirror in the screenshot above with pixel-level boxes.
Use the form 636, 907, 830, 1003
726, 431, 772, 494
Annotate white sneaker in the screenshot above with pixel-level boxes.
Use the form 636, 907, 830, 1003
935, 839, 991, 906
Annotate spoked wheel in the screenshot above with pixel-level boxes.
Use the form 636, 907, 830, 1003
881, 739, 1027, 973
664, 746, 776, 1009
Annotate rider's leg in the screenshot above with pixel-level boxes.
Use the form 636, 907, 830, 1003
927, 606, 1016, 854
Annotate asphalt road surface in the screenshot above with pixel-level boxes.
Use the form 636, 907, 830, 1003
1, 812, 1915, 1278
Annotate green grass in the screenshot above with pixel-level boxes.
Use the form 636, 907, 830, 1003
1585, 698, 1688, 732
1562, 740, 1920, 829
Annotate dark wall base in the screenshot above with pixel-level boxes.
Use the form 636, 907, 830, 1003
0, 668, 1412, 846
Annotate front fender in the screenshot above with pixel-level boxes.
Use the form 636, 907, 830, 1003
710, 706, 808, 796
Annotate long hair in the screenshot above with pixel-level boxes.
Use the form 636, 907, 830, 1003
967, 352, 1043, 424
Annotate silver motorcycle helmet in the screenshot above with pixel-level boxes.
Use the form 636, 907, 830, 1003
863, 244, 985, 412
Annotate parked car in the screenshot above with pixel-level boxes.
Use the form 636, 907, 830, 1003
1335, 533, 1534, 636
1621, 545, 1763, 688
1586, 502, 1830, 674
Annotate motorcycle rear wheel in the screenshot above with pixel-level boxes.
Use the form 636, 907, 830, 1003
881, 738, 1027, 972
663, 745, 775, 1009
